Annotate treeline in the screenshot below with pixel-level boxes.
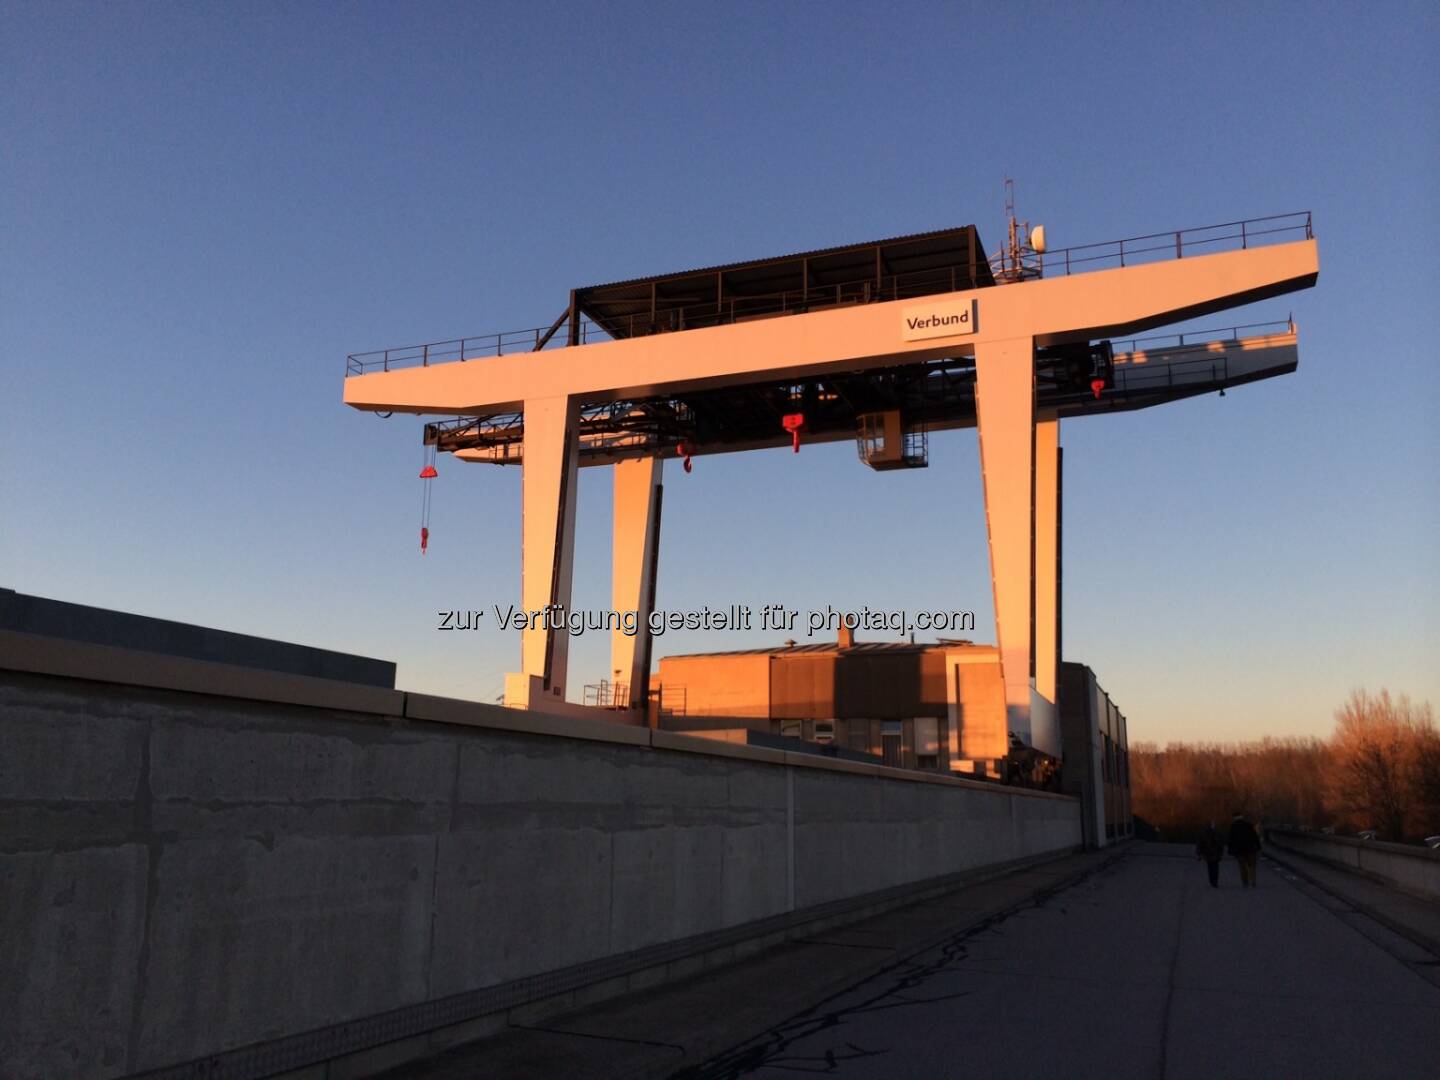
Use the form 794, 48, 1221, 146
1131, 689, 1439, 843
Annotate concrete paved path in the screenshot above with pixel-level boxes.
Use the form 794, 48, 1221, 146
378, 844, 1440, 1080
709, 844, 1440, 1080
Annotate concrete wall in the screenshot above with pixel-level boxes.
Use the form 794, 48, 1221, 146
1268, 829, 1440, 902
1, 629, 1078, 1080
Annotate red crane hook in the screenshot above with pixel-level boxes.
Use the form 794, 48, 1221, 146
419, 446, 438, 554
782, 413, 806, 453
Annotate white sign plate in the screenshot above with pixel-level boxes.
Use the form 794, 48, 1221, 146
901, 298, 977, 341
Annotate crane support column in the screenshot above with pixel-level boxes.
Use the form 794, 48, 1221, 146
1032, 417, 1061, 755
975, 337, 1043, 753
611, 456, 663, 716
504, 394, 580, 708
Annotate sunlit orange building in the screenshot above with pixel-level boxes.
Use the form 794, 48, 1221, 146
652, 633, 1132, 846
651, 626, 1007, 775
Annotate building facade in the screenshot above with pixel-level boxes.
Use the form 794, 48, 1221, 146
653, 628, 1011, 775
654, 628, 1022, 777
654, 634, 1134, 846
1059, 661, 1133, 846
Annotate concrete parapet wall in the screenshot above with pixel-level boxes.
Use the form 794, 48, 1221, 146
0, 589, 396, 688
0, 629, 1078, 1080
1268, 829, 1440, 902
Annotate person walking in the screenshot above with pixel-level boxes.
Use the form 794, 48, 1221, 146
1195, 821, 1226, 888
1227, 812, 1262, 888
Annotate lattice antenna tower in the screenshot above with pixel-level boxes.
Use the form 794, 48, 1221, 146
994, 176, 1045, 282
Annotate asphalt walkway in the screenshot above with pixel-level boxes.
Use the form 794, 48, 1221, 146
378, 844, 1440, 1080
1266, 842, 1440, 958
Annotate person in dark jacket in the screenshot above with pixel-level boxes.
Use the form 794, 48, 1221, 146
1227, 812, 1262, 887
1195, 821, 1226, 887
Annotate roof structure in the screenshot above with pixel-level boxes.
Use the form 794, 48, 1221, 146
572, 225, 995, 341
662, 638, 988, 660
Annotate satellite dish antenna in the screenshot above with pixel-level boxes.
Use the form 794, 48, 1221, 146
1030, 225, 1046, 254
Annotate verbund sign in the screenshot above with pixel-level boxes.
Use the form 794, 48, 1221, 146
901, 298, 977, 341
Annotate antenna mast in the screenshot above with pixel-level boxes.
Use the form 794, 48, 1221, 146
995, 177, 1045, 283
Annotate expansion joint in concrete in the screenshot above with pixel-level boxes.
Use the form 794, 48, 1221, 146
125, 719, 160, 1075
507, 1022, 686, 1054
1154, 848, 1187, 1080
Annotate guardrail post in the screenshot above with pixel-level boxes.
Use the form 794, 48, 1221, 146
1241, 220, 1247, 250
1175, 231, 1182, 259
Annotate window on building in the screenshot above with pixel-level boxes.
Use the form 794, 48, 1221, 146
814, 720, 835, 745
881, 720, 903, 768
914, 717, 939, 769
779, 720, 802, 740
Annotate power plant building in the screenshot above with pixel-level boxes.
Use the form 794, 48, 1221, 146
652, 628, 1007, 774
651, 630, 1132, 846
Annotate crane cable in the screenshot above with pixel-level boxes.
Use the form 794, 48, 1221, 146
418, 442, 438, 554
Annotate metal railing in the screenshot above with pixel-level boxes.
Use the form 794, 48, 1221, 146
345, 322, 612, 376
1110, 318, 1295, 355
1037, 211, 1312, 277
653, 684, 686, 718
1113, 352, 1231, 395
582, 680, 630, 709
345, 212, 1313, 377
588, 264, 986, 340
345, 264, 985, 376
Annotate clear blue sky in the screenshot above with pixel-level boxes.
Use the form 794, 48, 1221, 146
3, 2, 1436, 744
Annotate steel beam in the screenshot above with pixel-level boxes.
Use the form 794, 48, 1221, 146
611, 457, 663, 716
975, 337, 1038, 749
504, 394, 580, 707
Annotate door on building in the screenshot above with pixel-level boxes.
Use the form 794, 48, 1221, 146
881, 720, 903, 768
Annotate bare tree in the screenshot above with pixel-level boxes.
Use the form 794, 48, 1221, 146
1329, 689, 1433, 841
1404, 711, 1440, 836
1129, 689, 1435, 843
